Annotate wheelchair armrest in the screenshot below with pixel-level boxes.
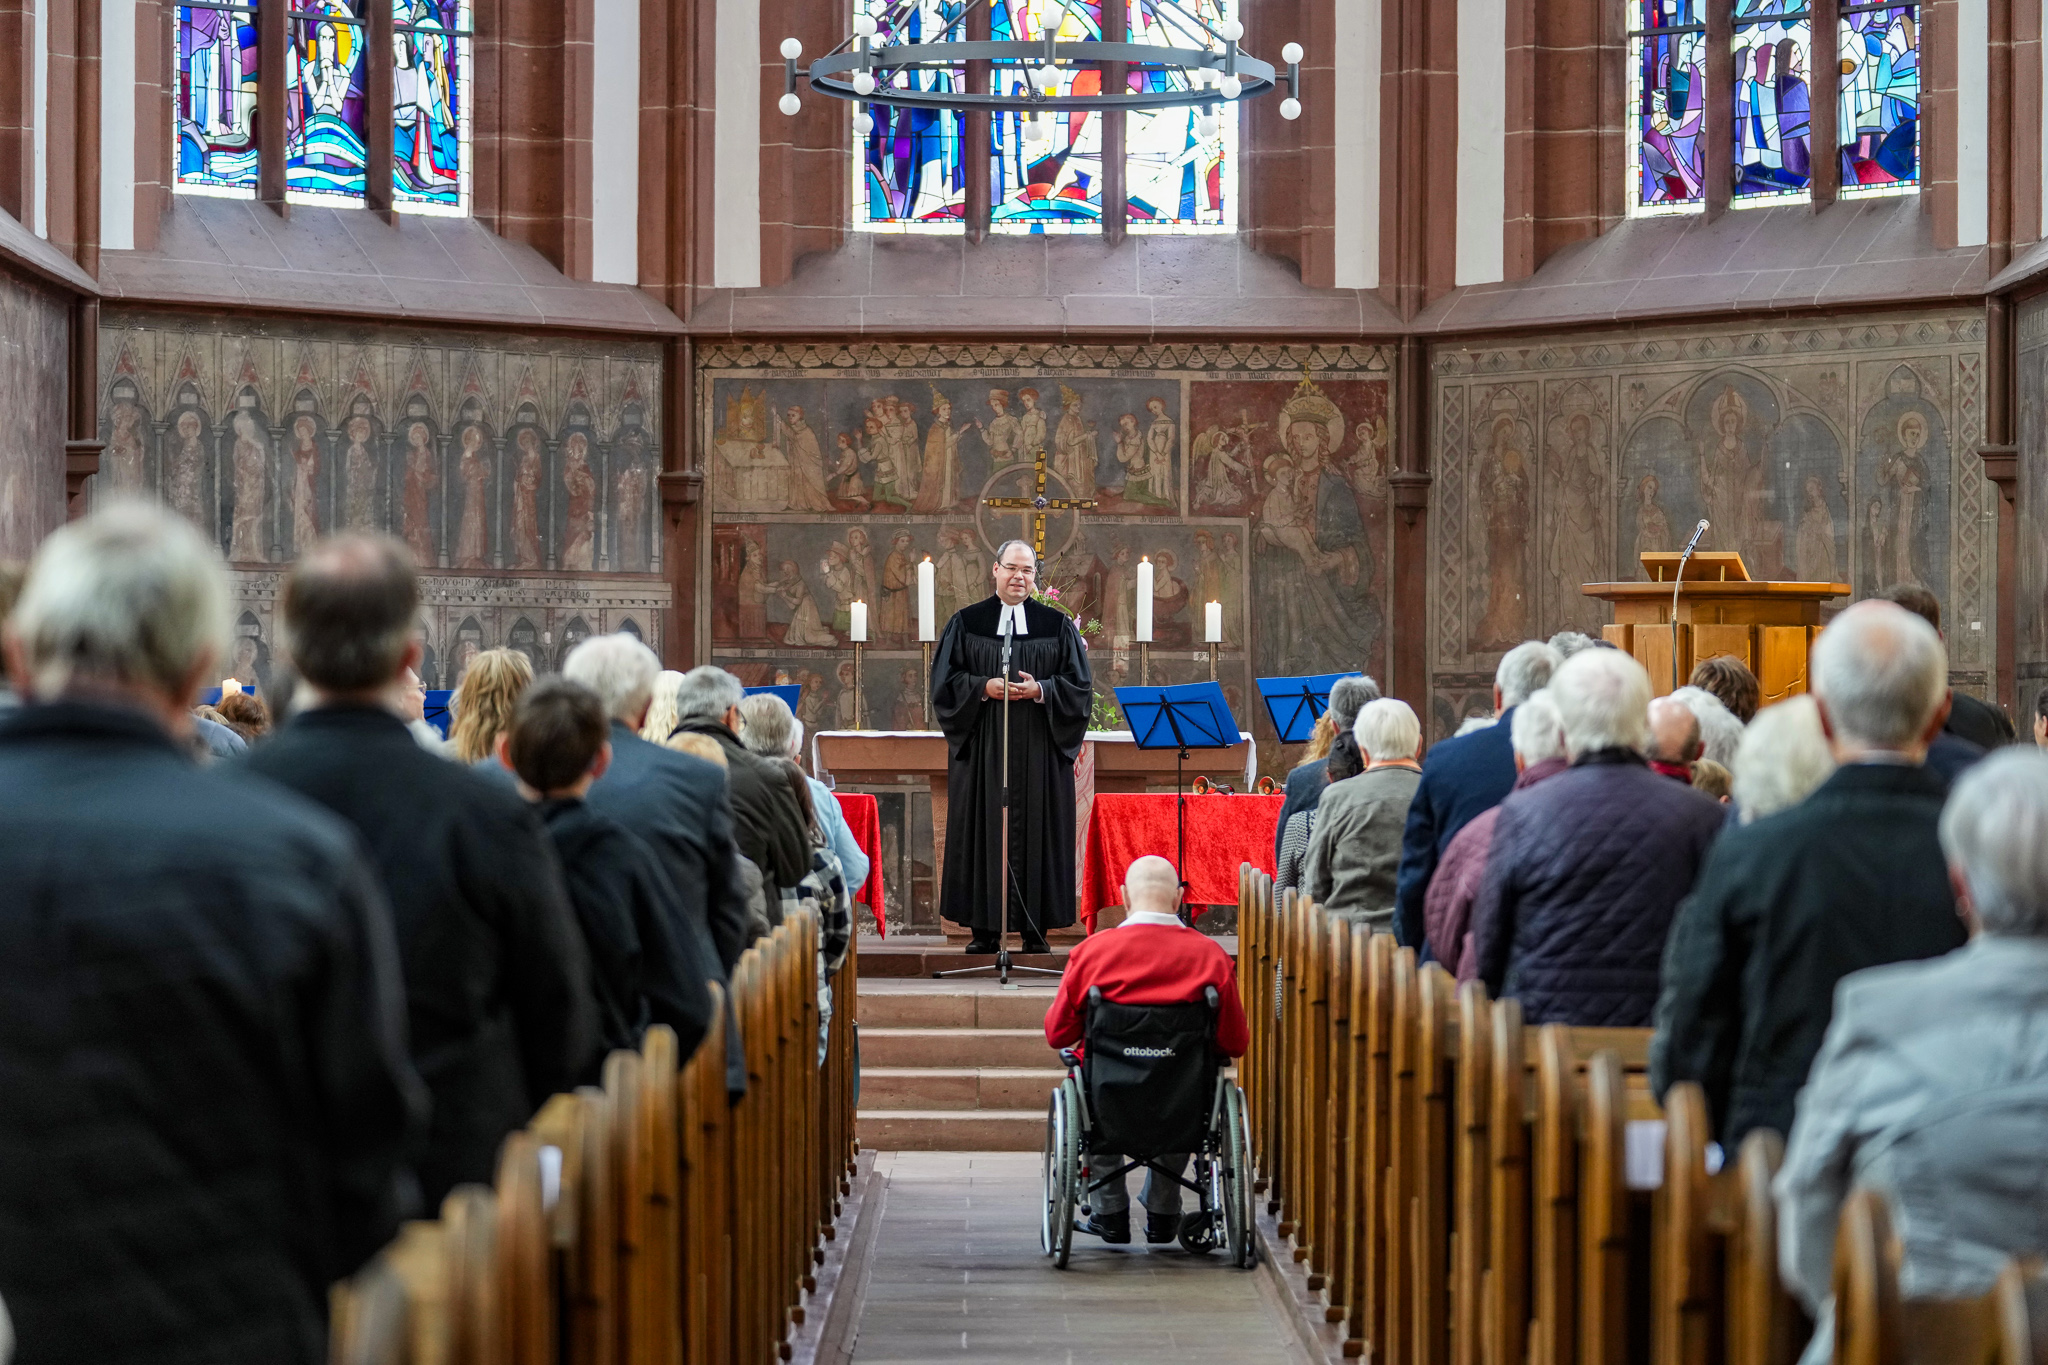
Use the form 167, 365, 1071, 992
1059, 1048, 1083, 1069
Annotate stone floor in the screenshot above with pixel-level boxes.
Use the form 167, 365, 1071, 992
845, 1151, 1315, 1365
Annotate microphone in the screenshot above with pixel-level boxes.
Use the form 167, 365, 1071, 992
1671, 520, 1710, 693
1683, 518, 1710, 555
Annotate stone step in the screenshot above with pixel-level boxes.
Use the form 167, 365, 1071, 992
858, 1067, 1063, 1113
859, 1027, 1060, 1070
856, 1109, 1045, 1153
855, 987, 1057, 1030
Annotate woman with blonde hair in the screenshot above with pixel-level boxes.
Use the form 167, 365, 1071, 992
641, 669, 686, 743
447, 648, 534, 764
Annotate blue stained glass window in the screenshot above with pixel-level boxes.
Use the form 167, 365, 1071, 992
1125, 0, 1234, 231
1627, 0, 1706, 214
285, 0, 370, 204
990, 0, 1104, 234
176, 2, 261, 197
1838, 4, 1917, 197
393, 0, 472, 214
855, 0, 969, 231
1731, 0, 1813, 204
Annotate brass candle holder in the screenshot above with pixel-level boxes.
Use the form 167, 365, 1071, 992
921, 640, 933, 730
852, 642, 865, 731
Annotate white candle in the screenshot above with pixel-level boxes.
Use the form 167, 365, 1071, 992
849, 601, 868, 642
918, 557, 936, 641
1136, 556, 1154, 642
1205, 600, 1222, 643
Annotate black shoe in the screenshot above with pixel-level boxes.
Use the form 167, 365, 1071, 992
1080, 1209, 1130, 1244
965, 936, 998, 954
1021, 937, 1051, 955
1145, 1212, 1182, 1244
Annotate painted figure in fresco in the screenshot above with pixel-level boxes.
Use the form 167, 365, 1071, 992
1879, 410, 1932, 589
1151, 550, 1192, 646
1698, 385, 1767, 562
1634, 473, 1674, 572
735, 539, 770, 640
795, 668, 831, 733
778, 405, 836, 512
878, 530, 917, 645
399, 421, 439, 566
777, 559, 837, 647
343, 414, 379, 530
1101, 543, 1136, 644
1546, 413, 1607, 623
1016, 387, 1047, 463
614, 431, 650, 572
1218, 531, 1245, 642
511, 428, 544, 569
166, 411, 209, 531
1256, 383, 1381, 674
1472, 414, 1531, 650
888, 397, 920, 497
106, 400, 146, 490
1256, 455, 1326, 573
979, 388, 1020, 466
832, 431, 871, 509
1860, 496, 1891, 598
846, 527, 878, 616
1052, 386, 1098, 501
454, 425, 491, 569
228, 410, 270, 562
393, 0, 459, 199
835, 661, 857, 729
1795, 474, 1839, 583
911, 392, 972, 513
560, 432, 597, 571
1193, 530, 1226, 636
892, 666, 924, 730
289, 414, 322, 553
1142, 397, 1178, 505
820, 543, 855, 635
1110, 413, 1142, 496
1191, 413, 1255, 512
868, 399, 919, 508
935, 528, 980, 626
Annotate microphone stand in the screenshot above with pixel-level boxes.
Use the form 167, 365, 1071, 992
1672, 519, 1709, 693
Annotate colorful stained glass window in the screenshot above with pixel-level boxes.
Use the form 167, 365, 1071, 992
285, 0, 370, 203
854, 0, 969, 231
1627, 0, 1706, 214
1838, 3, 1917, 197
1125, 0, 1233, 231
1731, 0, 1813, 204
393, 0, 472, 214
990, 0, 1104, 234
176, 2, 261, 197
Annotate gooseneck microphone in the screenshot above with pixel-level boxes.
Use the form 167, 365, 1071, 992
1672, 519, 1710, 693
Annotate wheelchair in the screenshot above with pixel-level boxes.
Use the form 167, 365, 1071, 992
1040, 984, 1256, 1269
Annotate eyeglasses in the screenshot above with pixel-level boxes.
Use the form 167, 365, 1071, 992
997, 562, 1037, 576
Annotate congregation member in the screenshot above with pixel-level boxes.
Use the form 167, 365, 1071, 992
1424, 690, 1568, 979
641, 667, 686, 743
1275, 730, 1363, 896
1647, 694, 1704, 783
669, 665, 812, 919
397, 664, 446, 753
189, 700, 247, 759
1776, 750, 2048, 1365
737, 693, 871, 896
0, 504, 423, 1364
1690, 757, 1732, 803
2036, 690, 2048, 748
1669, 685, 1745, 771
1304, 699, 1424, 931
501, 678, 715, 1062
1471, 648, 1725, 1026
1651, 601, 1967, 1144
1394, 639, 1561, 949
1044, 856, 1249, 1246
214, 687, 271, 744
1878, 583, 2015, 751
243, 534, 597, 1204
1547, 630, 1597, 659
1272, 674, 1379, 864
564, 635, 751, 974
1729, 696, 1835, 824
1688, 653, 1761, 724
447, 646, 533, 765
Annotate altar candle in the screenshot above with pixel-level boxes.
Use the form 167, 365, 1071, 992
850, 601, 868, 642
1205, 600, 1223, 643
1136, 556, 1154, 642
918, 557, 936, 641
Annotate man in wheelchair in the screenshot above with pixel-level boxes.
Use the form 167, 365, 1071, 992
1043, 856, 1250, 1247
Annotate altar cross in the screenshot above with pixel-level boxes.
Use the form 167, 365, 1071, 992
981, 447, 1098, 559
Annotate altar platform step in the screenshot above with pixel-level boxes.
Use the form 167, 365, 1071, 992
855, 934, 1074, 978
860, 1066, 1064, 1112
856, 981, 1065, 1152
853, 1109, 1045, 1152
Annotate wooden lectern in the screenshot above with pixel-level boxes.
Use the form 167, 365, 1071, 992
1583, 551, 1850, 703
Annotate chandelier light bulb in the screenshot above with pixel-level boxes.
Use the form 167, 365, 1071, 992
1195, 113, 1217, 139
778, 92, 802, 116
852, 70, 877, 96
853, 109, 874, 135
1278, 96, 1301, 121
1219, 74, 1242, 100
853, 13, 877, 37
1035, 64, 1058, 89
1281, 41, 1304, 65
1218, 18, 1244, 42
780, 36, 803, 60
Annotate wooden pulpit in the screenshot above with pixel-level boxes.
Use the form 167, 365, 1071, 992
1582, 552, 1849, 704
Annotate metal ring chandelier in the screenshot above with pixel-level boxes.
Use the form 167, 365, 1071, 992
777, 0, 1304, 143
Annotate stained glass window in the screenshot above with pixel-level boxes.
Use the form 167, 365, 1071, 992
393, 0, 472, 214
1125, 0, 1233, 231
1627, 0, 1706, 214
855, 0, 969, 231
1731, 0, 1813, 204
285, 0, 370, 203
990, 0, 1104, 234
176, 2, 261, 197
1838, 3, 1917, 197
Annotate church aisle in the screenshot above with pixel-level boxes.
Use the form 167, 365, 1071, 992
846, 1151, 1315, 1365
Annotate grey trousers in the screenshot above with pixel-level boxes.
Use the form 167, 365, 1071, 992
1086, 1152, 1189, 1216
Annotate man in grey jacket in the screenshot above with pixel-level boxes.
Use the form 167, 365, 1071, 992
1776, 749, 2048, 1364
1304, 698, 1424, 930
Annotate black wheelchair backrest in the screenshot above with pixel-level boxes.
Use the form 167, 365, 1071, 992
1081, 986, 1222, 1160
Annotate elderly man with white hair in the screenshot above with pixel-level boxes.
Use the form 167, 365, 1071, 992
735, 692, 870, 900
667, 664, 811, 926
1470, 647, 1725, 1026
1774, 750, 2048, 1365
1303, 698, 1425, 930
1651, 600, 1967, 1146
0, 503, 423, 1364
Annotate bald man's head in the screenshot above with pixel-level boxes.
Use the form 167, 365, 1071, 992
1123, 855, 1179, 916
1648, 695, 1703, 765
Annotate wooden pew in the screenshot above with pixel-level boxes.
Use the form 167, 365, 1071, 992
329, 1246, 411, 1365
1832, 1187, 2046, 1365
678, 983, 730, 1365
529, 1088, 617, 1365
442, 1185, 500, 1365
495, 1130, 554, 1365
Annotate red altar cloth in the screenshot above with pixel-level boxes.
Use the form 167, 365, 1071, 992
1079, 793, 1284, 931
832, 792, 885, 936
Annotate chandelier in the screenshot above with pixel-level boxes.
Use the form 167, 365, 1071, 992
777, 0, 1303, 149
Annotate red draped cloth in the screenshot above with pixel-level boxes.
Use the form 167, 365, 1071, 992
1079, 793, 1284, 931
832, 792, 885, 936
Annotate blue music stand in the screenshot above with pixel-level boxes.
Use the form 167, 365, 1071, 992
744, 684, 804, 712
422, 689, 453, 738
1256, 671, 1362, 744
1113, 680, 1240, 919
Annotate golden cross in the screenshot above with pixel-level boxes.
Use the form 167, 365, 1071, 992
981, 447, 1098, 559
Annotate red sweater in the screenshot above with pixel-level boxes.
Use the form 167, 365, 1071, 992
1043, 915, 1250, 1058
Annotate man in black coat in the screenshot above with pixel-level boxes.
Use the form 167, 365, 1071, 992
1877, 583, 2015, 753
0, 505, 423, 1365
1652, 600, 1969, 1145
1393, 639, 1562, 949
1272, 673, 1379, 864
244, 535, 598, 1205
564, 636, 751, 974
669, 664, 812, 915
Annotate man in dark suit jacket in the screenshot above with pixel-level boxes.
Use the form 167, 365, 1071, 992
245, 535, 599, 1205
1393, 639, 1562, 949
1272, 673, 1379, 865
1877, 584, 2015, 752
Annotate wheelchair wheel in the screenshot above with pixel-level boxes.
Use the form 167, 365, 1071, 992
1221, 1081, 1256, 1269
1040, 1080, 1079, 1267
1178, 1167, 1221, 1256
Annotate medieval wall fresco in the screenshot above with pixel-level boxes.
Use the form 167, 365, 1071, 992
0, 269, 68, 561
2016, 297, 2048, 725
1432, 311, 1991, 740
97, 310, 669, 687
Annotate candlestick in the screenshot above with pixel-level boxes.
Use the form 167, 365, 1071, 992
917, 556, 936, 641
1204, 599, 1222, 644
1135, 556, 1154, 642
853, 642, 865, 731
1208, 641, 1218, 682
922, 640, 934, 730
1139, 642, 1151, 687
849, 600, 868, 643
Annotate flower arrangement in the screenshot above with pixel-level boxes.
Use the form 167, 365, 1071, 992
1030, 584, 1124, 731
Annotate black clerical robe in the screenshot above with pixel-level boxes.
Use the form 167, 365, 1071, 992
932, 595, 1094, 935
